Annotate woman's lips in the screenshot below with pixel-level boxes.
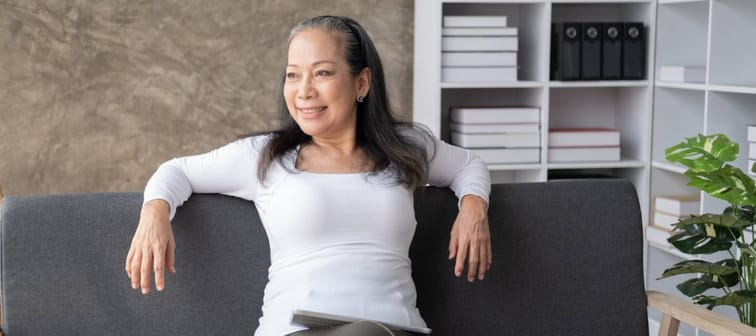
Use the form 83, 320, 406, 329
298, 106, 327, 119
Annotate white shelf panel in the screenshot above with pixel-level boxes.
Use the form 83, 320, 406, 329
708, 84, 756, 95
549, 80, 650, 88
659, 0, 707, 4
651, 161, 686, 174
442, 0, 546, 3
551, 0, 652, 3
547, 159, 645, 169
441, 81, 544, 89
654, 81, 706, 91
487, 163, 543, 170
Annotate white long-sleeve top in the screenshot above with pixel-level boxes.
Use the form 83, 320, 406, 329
143, 129, 491, 336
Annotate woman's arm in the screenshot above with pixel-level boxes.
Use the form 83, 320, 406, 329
127, 135, 265, 295
421, 132, 492, 283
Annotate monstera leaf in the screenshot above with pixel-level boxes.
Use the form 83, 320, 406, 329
666, 134, 756, 206
666, 134, 738, 172
694, 290, 756, 310
667, 214, 746, 254
661, 259, 741, 297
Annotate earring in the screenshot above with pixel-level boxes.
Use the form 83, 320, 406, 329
357, 95, 365, 103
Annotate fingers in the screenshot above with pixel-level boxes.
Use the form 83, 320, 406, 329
125, 243, 135, 277
448, 229, 458, 260
130, 249, 142, 290
167, 239, 176, 274
140, 249, 153, 294
477, 238, 488, 281
154, 246, 166, 292
467, 234, 480, 282
454, 235, 469, 279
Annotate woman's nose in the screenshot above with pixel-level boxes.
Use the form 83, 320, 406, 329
297, 77, 315, 100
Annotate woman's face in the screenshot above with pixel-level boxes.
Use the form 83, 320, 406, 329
284, 28, 369, 141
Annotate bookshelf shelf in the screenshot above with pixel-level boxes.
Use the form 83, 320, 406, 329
548, 80, 649, 88
654, 81, 706, 91
547, 159, 645, 169
487, 163, 543, 170
441, 81, 544, 88
651, 161, 686, 174
708, 84, 756, 95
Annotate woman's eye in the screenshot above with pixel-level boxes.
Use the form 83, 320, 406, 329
315, 70, 332, 77
286, 72, 298, 80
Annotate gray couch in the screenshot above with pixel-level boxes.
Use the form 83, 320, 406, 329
1, 179, 751, 335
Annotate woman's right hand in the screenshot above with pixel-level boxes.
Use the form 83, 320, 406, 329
125, 199, 176, 294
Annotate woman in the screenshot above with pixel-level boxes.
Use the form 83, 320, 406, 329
125, 16, 491, 336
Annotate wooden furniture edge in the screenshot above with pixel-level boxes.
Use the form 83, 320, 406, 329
647, 290, 756, 336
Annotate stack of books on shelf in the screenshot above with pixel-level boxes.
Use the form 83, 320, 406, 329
658, 65, 705, 84
547, 128, 621, 162
750, 125, 756, 177
441, 15, 518, 83
449, 106, 540, 164
652, 195, 700, 232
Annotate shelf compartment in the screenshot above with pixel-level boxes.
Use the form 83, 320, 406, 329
654, 81, 706, 91
441, 2, 548, 82
709, 0, 756, 88
651, 161, 686, 175
706, 91, 756, 173
548, 86, 651, 162
489, 169, 545, 184
440, 87, 546, 142
655, 0, 709, 81
651, 87, 705, 163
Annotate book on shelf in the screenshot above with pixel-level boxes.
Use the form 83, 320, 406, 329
653, 211, 683, 232
442, 67, 517, 83
441, 52, 517, 67
547, 146, 620, 163
749, 125, 756, 143
471, 148, 540, 164
654, 195, 700, 216
451, 132, 540, 148
441, 36, 518, 52
548, 128, 620, 147
658, 65, 705, 83
442, 27, 518, 36
450, 122, 539, 134
443, 15, 507, 28
450, 107, 540, 124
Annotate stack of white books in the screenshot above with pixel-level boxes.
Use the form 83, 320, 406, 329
749, 125, 756, 177
653, 195, 700, 232
449, 106, 540, 164
441, 15, 518, 83
547, 128, 621, 162
658, 65, 706, 84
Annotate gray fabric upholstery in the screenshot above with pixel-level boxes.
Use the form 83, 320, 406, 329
0, 179, 647, 335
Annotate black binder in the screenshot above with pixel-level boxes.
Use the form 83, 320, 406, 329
550, 23, 560, 80
560, 22, 581, 81
602, 22, 622, 80
581, 23, 602, 80
622, 22, 645, 79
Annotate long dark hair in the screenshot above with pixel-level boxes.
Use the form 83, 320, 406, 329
258, 15, 431, 190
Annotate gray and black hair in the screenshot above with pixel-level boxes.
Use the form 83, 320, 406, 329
257, 15, 431, 191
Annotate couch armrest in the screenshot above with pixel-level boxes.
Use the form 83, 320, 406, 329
647, 291, 756, 336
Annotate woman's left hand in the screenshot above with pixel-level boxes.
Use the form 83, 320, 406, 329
448, 194, 492, 282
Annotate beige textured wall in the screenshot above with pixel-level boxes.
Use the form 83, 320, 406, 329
0, 0, 414, 195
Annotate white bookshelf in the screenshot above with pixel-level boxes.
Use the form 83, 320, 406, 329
413, 0, 655, 196
648, 0, 756, 334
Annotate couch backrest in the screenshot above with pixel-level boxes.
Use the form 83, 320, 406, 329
0, 179, 647, 335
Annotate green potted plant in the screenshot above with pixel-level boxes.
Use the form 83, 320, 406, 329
658, 133, 756, 327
